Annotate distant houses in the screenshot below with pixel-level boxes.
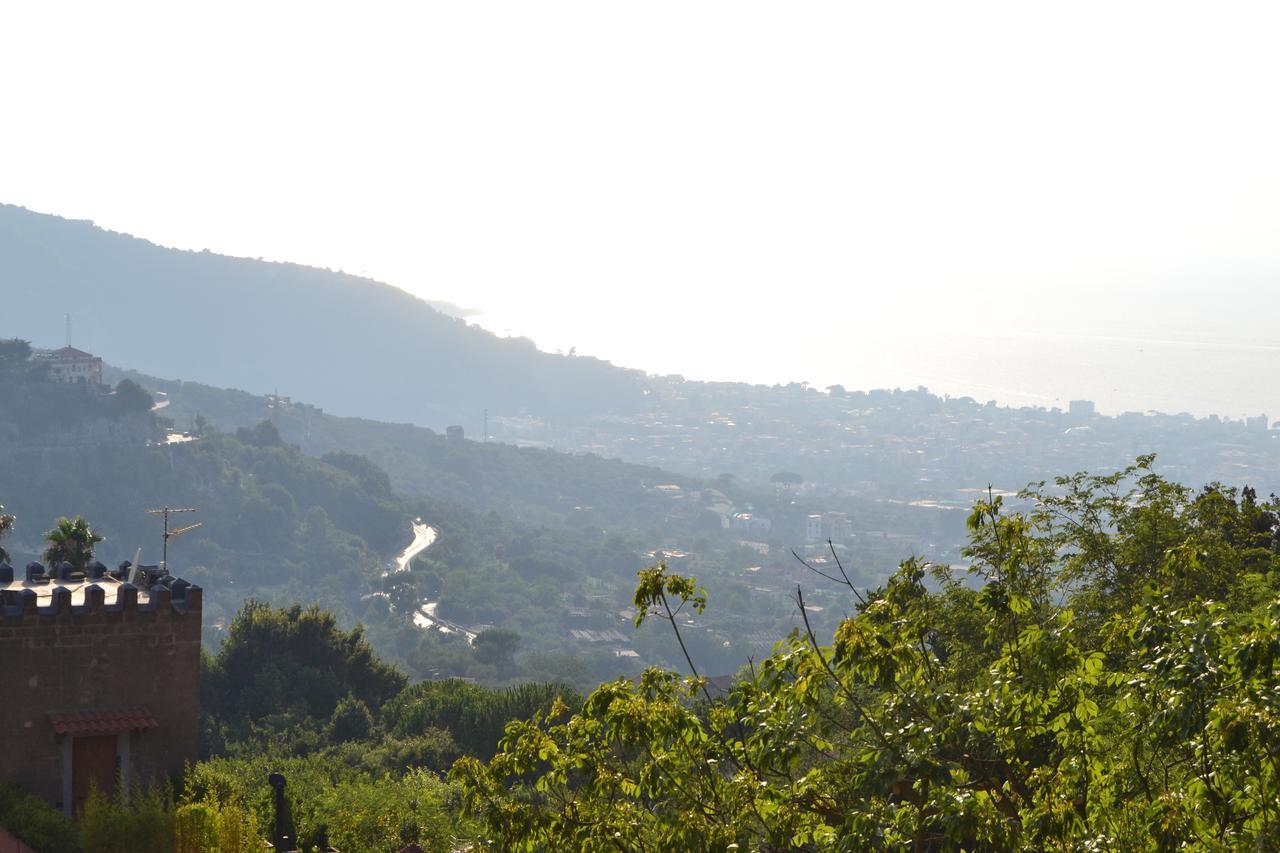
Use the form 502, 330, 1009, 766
805, 511, 852, 544
729, 512, 771, 534
32, 346, 104, 386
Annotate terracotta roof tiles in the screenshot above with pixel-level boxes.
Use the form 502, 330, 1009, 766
48, 707, 159, 735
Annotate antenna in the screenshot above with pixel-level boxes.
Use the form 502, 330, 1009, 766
144, 506, 201, 569
65, 313, 71, 347
128, 547, 143, 585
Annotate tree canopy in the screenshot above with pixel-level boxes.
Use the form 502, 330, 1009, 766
453, 458, 1280, 850
203, 600, 407, 744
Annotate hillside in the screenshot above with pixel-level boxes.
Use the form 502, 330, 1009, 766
2, 354, 855, 685
108, 365, 703, 534
0, 203, 645, 427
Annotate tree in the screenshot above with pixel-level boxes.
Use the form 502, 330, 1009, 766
0, 338, 45, 383
329, 694, 374, 742
769, 470, 804, 486
113, 378, 154, 414
472, 628, 520, 674
453, 460, 1280, 850
204, 600, 407, 735
0, 338, 32, 367
321, 451, 392, 497
236, 420, 284, 447
43, 516, 103, 571
0, 503, 13, 564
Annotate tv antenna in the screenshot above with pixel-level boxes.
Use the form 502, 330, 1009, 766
144, 506, 201, 569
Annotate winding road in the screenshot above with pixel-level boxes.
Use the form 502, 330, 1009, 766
392, 520, 437, 573
389, 518, 477, 643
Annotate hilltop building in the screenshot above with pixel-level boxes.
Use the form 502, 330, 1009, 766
32, 346, 104, 386
0, 560, 202, 816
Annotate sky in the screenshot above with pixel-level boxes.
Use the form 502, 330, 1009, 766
3, 2, 1278, 412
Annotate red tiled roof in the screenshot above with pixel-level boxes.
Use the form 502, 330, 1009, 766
48, 707, 159, 735
50, 346, 97, 360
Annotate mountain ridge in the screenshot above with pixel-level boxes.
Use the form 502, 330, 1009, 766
1, 203, 645, 428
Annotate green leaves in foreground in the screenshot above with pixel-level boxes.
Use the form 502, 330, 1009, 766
453, 462, 1280, 851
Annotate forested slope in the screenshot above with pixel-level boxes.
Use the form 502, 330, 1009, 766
109, 365, 702, 533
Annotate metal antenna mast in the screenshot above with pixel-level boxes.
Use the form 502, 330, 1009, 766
144, 506, 201, 569
65, 313, 71, 347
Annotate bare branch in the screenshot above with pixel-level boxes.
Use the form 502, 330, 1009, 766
794, 585, 894, 752
827, 538, 867, 607
791, 548, 849, 588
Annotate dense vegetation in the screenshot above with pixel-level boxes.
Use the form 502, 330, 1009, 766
110, 364, 705, 534
3, 356, 837, 684
454, 459, 1280, 850
4, 460, 1279, 850
0, 417, 401, 633
0, 338, 154, 443
0, 599, 579, 853
0, 372, 669, 685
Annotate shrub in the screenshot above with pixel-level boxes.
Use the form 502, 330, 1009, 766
0, 782, 80, 853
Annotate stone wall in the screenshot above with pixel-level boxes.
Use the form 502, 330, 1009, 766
0, 583, 201, 810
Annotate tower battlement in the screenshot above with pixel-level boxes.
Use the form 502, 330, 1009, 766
0, 560, 202, 815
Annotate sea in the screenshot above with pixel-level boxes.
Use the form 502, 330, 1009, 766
466, 308, 1280, 422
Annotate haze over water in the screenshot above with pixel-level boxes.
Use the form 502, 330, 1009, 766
469, 289, 1280, 421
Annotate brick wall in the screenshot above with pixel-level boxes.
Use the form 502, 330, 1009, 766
0, 583, 201, 810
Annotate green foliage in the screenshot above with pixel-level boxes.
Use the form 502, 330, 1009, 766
0, 782, 79, 853
0, 363, 765, 688
0, 338, 33, 366
112, 379, 153, 414
173, 803, 217, 853
0, 346, 148, 441
326, 728, 462, 776
235, 420, 283, 448
321, 450, 393, 497
170, 797, 259, 853
204, 600, 407, 745
43, 515, 104, 571
182, 755, 470, 853
472, 628, 521, 675
80, 785, 174, 853
1, 757, 454, 853
383, 679, 580, 761
454, 461, 1280, 850
328, 694, 374, 742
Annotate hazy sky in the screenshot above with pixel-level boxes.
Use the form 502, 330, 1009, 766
3, 2, 1278, 399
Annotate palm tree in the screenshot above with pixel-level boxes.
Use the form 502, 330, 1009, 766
43, 516, 104, 571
